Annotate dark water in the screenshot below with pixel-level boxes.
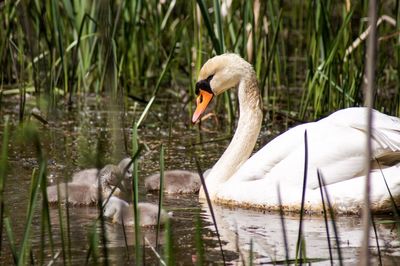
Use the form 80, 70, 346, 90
1, 94, 399, 265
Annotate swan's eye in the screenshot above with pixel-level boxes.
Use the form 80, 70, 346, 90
195, 75, 214, 95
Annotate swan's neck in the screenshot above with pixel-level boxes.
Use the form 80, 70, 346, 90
203, 75, 262, 199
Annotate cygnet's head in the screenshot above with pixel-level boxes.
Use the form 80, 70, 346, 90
118, 157, 133, 180
99, 165, 121, 187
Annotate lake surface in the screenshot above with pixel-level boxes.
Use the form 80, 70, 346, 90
0, 94, 399, 265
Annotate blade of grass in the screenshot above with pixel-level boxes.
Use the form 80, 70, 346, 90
260, 9, 282, 100
144, 237, 166, 266
360, 0, 378, 264
156, 144, 165, 249
163, 217, 175, 265
371, 216, 382, 266
295, 130, 308, 263
17, 124, 47, 265
213, 0, 225, 53
0, 115, 10, 258
277, 184, 290, 265
195, 211, 205, 265
136, 36, 179, 127
196, 0, 222, 54
375, 159, 400, 216
95, 133, 109, 266
319, 171, 343, 266
4, 217, 18, 264
85, 222, 100, 266
131, 122, 142, 264
194, 156, 226, 265
317, 170, 333, 265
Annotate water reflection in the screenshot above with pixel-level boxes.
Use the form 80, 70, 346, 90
203, 203, 400, 265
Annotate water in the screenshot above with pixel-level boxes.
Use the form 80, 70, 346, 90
1, 94, 399, 265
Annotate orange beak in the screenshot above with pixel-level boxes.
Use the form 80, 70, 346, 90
192, 90, 214, 123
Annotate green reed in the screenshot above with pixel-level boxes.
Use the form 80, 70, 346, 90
156, 144, 165, 249
131, 122, 142, 264
0, 116, 10, 259
14, 124, 48, 265
194, 212, 205, 266
2, 1, 400, 120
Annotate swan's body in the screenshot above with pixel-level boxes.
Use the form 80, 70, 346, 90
102, 196, 171, 226
193, 53, 400, 213
145, 170, 201, 194
47, 158, 132, 205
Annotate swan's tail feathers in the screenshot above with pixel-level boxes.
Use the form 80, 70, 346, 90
372, 127, 400, 151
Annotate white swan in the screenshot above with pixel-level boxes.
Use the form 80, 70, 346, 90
47, 158, 132, 205
193, 53, 400, 214
102, 196, 171, 226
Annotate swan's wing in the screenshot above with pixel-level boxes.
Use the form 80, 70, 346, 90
324, 107, 400, 152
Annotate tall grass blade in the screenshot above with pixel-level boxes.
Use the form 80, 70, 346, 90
95, 136, 109, 266
277, 184, 290, 265
196, 0, 222, 54
248, 238, 253, 266
0, 115, 10, 258
213, 0, 224, 53
55, 182, 67, 265
163, 218, 175, 265
136, 37, 179, 127
360, 0, 378, 264
375, 160, 400, 216
260, 9, 282, 100
121, 218, 130, 258
234, 223, 245, 265
156, 144, 165, 249
319, 172, 343, 266
17, 125, 47, 265
371, 216, 382, 266
86, 222, 100, 265
194, 156, 226, 265
131, 122, 142, 264
194, 212, 205, 266
317, 170, 333, 265
144, 237, 166, 266
4, 217, 17, 264
295, 130, 308, 263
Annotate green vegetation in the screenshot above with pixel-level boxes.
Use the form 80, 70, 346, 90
1, 1, 400, 120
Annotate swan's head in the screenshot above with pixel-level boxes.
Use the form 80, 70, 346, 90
193, 53, 254, 123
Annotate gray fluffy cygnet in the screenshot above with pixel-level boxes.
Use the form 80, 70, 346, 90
102, 196, 172, 226
47, 158, 132, 205
145, 170, 202, 194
